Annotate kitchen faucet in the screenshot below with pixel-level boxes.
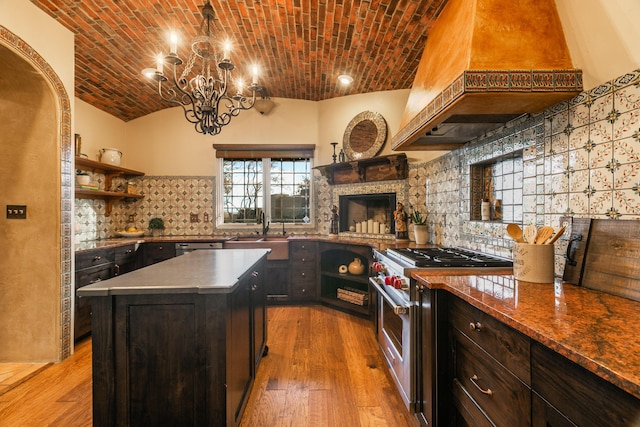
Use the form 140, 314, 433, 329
259, 211, 269, 235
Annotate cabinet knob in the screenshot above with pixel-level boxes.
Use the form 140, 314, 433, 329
301, 288, 306, 293
469, 321, 482, 331
126, 249, 132, 254
158, 246, 163, 250
301, 272, 305, 277
93, 256, 101, 261
301, 245, 305, 249
301, 258, 306, 262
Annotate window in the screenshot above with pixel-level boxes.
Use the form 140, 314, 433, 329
214, 144, 314, 226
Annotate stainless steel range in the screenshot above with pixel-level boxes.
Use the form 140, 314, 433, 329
369, 247, 513, 426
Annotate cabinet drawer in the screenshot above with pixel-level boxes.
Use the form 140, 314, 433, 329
76, 249, 114, 270
531, 342, 640, 426
76, 264, 113, 288
115, 244, 137, 264
453, 329, 531, 427
290, 282, 315, 300
289, 242, 316, 262
290, 265, 316, 281
450, 296, 530, 384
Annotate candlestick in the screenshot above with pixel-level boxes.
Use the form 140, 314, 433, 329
330, 142, 338, 163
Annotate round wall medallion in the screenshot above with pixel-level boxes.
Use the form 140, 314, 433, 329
342, 111, 387, 160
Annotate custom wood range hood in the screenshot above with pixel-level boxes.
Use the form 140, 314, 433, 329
392, 0, 583, 151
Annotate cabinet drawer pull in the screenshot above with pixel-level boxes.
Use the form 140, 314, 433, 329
93, 256, 101, 261
125, 249, 133, 254
470, 374, 493, 396
469, 321, 482, 331
89, 278, 102, 284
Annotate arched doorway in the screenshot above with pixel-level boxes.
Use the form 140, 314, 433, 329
0, 27, 72, 362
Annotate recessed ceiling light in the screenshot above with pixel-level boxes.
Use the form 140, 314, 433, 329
338, 74, 354, 85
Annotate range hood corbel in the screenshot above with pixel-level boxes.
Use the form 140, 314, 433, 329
392, 0, 583, 151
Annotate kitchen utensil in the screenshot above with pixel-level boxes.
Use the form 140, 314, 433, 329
524, 225, 538, 244
535, 226, 555, 244
506, 223, 525, 243
544, 226, 566, 245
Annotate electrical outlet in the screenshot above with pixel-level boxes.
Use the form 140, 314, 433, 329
6, 205, 27, 219
190, 213, 199, 223
203, 213, 209, 222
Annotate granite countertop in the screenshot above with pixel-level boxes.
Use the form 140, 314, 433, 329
411, 272, 640, 400
77, 249, 269, 296
74, 233, 418, 253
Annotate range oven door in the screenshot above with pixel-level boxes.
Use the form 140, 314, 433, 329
370, 278, 416, 411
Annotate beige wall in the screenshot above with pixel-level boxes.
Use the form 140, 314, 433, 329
0, 0, 74, 362
555, 0, 640, 90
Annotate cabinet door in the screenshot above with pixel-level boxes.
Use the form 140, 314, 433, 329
532, 393, 577, 427
75, 264, 112, 340
251, 268, 267, 370
266, 260, 290, 301
228, 274, 253, 425
531, 341, 640, 426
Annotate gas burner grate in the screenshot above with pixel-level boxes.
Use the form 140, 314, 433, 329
387, 247, 512, 268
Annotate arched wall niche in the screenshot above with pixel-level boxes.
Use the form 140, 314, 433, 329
0, 26, 72, 361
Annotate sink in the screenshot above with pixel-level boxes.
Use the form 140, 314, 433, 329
224, 237, 289, 260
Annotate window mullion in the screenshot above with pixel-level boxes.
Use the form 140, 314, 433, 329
263, 158, 271, 223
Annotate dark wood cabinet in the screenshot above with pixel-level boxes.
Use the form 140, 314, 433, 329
114, 243, 139, 275
266, 260, 290, 302
531, 341, 640, 427
289, 241, 317, 302
447, 296, 531, 427
142, 242, 176, 266
74, 249, 114, 341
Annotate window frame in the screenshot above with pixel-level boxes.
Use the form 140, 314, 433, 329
214, 144, 315, 229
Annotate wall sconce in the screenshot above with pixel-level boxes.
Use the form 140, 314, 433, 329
254, 87, 275, 115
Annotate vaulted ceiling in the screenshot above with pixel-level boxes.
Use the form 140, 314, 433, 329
30, 0, 448, 122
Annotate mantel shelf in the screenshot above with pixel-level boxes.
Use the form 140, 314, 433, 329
315, 153, 408, 185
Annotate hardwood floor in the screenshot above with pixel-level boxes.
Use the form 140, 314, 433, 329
0, 305, 418, 426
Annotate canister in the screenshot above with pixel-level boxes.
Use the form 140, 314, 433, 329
513, 243, 554, 283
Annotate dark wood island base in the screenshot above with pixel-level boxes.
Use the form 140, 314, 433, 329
78, 249, 269, 427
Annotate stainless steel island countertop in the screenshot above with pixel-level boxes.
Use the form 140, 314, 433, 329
77, 248, 270, 296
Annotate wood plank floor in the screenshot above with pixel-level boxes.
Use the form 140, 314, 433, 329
0, 305, 418, 426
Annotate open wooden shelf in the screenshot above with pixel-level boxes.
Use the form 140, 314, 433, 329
75, 157, 145, 216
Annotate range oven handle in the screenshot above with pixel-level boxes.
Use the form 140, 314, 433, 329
369, 278, 410, 315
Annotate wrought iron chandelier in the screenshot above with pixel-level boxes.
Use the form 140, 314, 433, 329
142, 1, 260, 135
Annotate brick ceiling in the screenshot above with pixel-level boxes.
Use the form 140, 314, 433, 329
30, 0, 448, 122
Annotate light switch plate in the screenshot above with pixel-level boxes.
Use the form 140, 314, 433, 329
7, 205, 27, 219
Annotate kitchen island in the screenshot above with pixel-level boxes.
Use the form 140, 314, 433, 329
77, 249, 270, 427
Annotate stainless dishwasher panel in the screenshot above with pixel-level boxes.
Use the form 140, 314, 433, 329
175, 242, 223, 256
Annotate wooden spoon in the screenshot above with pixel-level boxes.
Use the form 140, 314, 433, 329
544, 226, 566, 245
506, 223, 525, 243
524, 225, 538, 244
535, 226, 555, 244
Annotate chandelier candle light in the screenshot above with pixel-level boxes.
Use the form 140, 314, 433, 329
142, 2, 261, 135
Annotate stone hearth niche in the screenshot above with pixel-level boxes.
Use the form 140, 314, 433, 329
339, 193, 396, 234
